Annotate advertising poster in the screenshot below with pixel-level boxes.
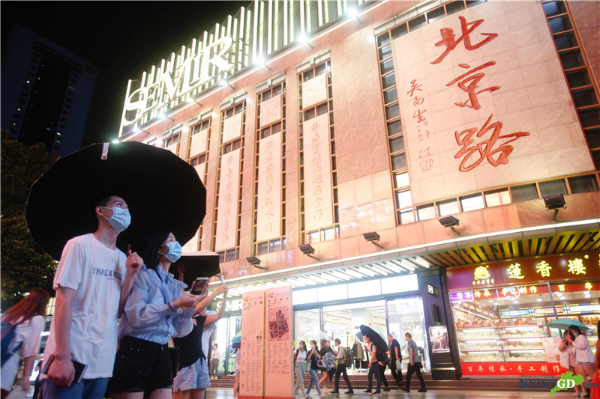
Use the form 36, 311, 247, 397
542, 337, 563, 363
428, 326, 450, 353
240, 290, 265, 399
265, 286, 293, 399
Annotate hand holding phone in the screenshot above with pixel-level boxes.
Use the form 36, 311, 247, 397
42, 354, 88, 386
190, 277, 209, 296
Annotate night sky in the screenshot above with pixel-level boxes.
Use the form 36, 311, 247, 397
2, 1, 249, 147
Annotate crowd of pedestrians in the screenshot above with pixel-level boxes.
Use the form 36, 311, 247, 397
558, 323, 600, 398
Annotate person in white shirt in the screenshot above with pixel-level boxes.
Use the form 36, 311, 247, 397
40, 195, 143, 399
1, 288, 50, 398
567, 325, 595, 398
294, 341, 307, 399
210, 343, 221, 378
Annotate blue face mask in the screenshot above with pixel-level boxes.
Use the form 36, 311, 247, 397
161, 241, 182, 263
102, 207, 131, 233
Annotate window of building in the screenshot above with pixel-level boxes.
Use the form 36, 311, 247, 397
417, 204, 436, 221
484, 188, 511, 208
568, 174, 599, 194
538, 179, 568, 197
510, 184, 539, 202
460, 193, 485, 212
437, 198, 460, 217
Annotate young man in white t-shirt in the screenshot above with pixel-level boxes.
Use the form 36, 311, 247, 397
41, 195, 143, 399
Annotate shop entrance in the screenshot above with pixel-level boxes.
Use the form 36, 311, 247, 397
213, 315, 241, 375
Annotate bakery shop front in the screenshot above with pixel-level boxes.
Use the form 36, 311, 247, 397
446, 252, 599, 377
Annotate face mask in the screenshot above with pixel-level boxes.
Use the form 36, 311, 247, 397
102, 207, 131, 233
311, 345, 316, 349
161, 241, 182, 263
327, 343, 331, 348
571, 332, 578, 337
298, 344, 304, 349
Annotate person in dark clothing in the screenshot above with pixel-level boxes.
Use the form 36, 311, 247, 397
401, 333, 427, 393
387, 334, 403, 386
377, 349, 390, 392
331, 338, 353, 394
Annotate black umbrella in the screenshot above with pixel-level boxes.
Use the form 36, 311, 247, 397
359, 324, 388, 351
25, 142, 206, 260
174, 250, 221, 289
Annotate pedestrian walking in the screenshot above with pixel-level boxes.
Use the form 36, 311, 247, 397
1, 288, 50, 399
233, 344, 241, 399
559, 330, 580, 397
294, 341, 308, 399
567, 325, 595, 398
401, 333, 427, 393
363, 336, 381, 395
377, 350, 390, 392
319, 341, 335, 390
387, 334, 403, 387
305, 340, 326, 399
210, 343, 221, 377
108, 231, 204, 399
331, 338, 353, 394
172, 284, 228, 399
40, 196, 143, 399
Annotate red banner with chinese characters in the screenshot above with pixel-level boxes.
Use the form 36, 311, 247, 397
447, 253, 598, 291
462, 362, 567, 376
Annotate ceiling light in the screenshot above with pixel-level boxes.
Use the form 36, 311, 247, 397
537, 298, 543, 302
415, 256, 430, 268
319, 273, 339, 283
344, 269, 364, 279
371, 265, 389, 276
400, 260, 416, 271
357, 267, 376, 277
308, 275, 329, 284
331, 271, 352, 281
382, 262, 402, 273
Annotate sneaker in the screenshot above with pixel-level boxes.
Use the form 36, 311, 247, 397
345, 390, 354, 394
372, 391, 382, 395
320, 394, 326, 399
418, 387, 427, 393
330, 391, 339, 394
401, 387, 410, 393
383, 387, 391, 392
363, 390, 372, 393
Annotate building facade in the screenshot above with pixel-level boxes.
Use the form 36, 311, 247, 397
2, 23, 97, 155
120, 0, 600, 379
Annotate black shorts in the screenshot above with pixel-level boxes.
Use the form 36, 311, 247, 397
108, 336, 173, 394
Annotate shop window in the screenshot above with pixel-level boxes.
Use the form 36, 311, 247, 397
511, 183, 538, 202
568, 175, 599, 194
317, 285, 348, 302
348, 280, 381, 298
381, 274, 418, 294
437, 198, 459, 217
539, 179, 567, 197
484, 188, 511, 208
417, 204, 436, 221
293, 290, 318, 306
387, 296, 430, 371
460, 193, 484, 212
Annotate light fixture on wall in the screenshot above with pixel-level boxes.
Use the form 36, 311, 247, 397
219, 79, 234, 89
187, 97, 202, 105
299, 244, 320, 260
347, 8, 362, 23
111, 139, 120, 144
253, 56, 272, 71
132, 124, 149, 135
439, 215, 460, 235
362, 232, 383, 249
543, 194, 566, 221
247, 256, 267, 270
157, 111, 174, 121
298, 34, 314, 49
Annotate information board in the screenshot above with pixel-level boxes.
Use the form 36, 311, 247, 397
240, 290, 265, 399
265, 286, 293, 399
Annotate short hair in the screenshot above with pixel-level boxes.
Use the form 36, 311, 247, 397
387, 334, 393, 338
405, 332, 412, 338
334, 338, 341, 344
95, 195, 116, 208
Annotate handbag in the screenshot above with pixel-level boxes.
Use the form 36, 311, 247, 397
317, 359, 325, 369
169, 346, 181, 377
395, 360, 402, 370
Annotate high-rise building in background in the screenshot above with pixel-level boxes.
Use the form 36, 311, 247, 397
1, 23, 97, 155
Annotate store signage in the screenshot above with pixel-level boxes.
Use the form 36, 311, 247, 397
122, 37, 235, 127
462, 362, 566, 376
216, 299, 243, 313
500, 309, 531, 318
446, 253, 597, 291
427, 284, 435, 295
392, 1, 594, 204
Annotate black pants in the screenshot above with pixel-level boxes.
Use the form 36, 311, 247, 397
334, 363, 353, 391
377, 364, 388, 387
406, 362, 425, 390
390, 359, 403, 384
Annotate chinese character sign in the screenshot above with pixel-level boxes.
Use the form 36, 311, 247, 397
303, 113, 334, 231
257, 133, 282, 242
260, 94, 282, 128
264, 286, 293, 398
222, 112, 243, 144
241, 290, 266, 398
215, 149, 241, 251
392, 1, 594, 204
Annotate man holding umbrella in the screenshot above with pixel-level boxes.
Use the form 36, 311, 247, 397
41, 195, 143, 399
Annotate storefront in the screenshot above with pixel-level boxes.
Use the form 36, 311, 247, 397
210, 297, 242, 375
447, 252, 599, 376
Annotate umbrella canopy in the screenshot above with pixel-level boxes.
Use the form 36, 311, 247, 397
547, 319, 590, 331
232, 331, 242, 344
25, 142, 206, 260
359, 324, 388, 351
174, 251, 221, 289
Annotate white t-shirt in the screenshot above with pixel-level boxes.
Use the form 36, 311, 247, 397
43, 233, 127, 379
1, 315, 45, 391
202, 310, 217, 358
295, 349, 307, 363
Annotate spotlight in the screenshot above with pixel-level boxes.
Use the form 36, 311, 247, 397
158, 111, 174, 121
347, 8, 362, 23
362, 232, 383, 249
219, 79, 234, 89
300, 244, 320, 260
111, 139, 120, 144
187, 97, 202, 105
298, 34, 314, 49
253, 56, 271, 70
247, 256, 267, 270
543, 194, 566, 221
439, 216, 460, 235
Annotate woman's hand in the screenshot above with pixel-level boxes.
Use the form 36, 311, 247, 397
173, 293, 203, 309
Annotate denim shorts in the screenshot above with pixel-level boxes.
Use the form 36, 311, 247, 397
577, 361, 594, 365
173, 357, 210, 392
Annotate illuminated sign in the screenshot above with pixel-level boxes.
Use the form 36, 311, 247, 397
427, 284, 435, 295
122, 37, 235, 128
216, 298, 243, 313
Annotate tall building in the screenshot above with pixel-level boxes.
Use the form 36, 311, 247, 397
119, 0, 599, 381
1, 23, 97, 155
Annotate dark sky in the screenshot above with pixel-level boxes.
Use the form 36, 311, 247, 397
2, 1, 249, 147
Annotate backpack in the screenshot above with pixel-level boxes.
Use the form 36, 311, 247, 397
344, 346, 352, 366
1, 320, 22, 366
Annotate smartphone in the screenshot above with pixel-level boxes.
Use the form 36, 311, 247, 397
190, 277, 209, 296
41, 354, 88, 384
220, 274, 225, 285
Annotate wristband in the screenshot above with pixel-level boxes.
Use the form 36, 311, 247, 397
167, 302, 176, 312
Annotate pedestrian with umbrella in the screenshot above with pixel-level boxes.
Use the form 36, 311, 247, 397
107, 230, 205, 398
359, 325, 388, 395
26, 142, 206, 399
401, 332, 427, 393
